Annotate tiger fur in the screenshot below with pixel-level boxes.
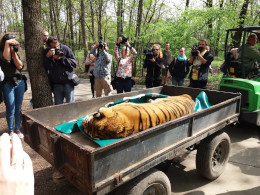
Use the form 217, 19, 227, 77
82, 94, 195, 139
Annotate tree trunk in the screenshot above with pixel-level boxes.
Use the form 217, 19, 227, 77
128, 0, 135, 35
52, 1, 60, 40
89, 0, 96, 42
81, 0, 88, 59
232, 0, 250, 48
133, 0, 143, 76
205, 0, 213, 48
48, 0, 54, 35
214, 0, 224, 56
22, 0, 53, 108
117, 0, 123, 37
185, 0, 190, 10
97, 0, 103, 39
68, 0, 74, 48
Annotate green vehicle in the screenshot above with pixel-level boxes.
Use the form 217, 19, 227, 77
218, 26, 260, 126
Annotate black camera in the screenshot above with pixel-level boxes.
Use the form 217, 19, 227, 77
12, 45, 19, 52
120, 36, 128, 44
54, 47, 64, 57
4, 34, 19, 52
191, 45, 203, 56
143, 48, 156, 59
99, 41, 105, 49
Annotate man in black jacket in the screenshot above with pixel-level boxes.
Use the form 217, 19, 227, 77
188, 39, 214, 89
44, 37, 77, 105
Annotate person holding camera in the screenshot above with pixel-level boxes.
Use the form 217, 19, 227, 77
168, 47, 190, 86
188, 39, 214, 89
0, 34, 25, 138
114, 37, 137, 93
143, 44, 165, 88
91, 41, 112, 97
44, 36, 77, 105
84, 44, 96, 98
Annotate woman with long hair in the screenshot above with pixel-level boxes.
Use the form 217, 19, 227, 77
0, 34, 25, 138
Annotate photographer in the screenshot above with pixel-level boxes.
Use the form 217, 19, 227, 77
143, 44, 165, 88
44, 36, 77, 105
188, 39, 214, 89
91, 40, 112, 97
114, 36, 137, 93
0, 34, 25, 138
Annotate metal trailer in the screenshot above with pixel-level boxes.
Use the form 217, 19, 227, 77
22, 86, 241, 195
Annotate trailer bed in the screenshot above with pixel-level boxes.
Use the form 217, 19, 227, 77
22, 86, 241, 194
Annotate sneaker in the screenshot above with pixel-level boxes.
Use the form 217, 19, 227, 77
15, 130, 24, 139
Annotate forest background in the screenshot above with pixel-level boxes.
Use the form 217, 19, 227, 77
0, 0, 259, 107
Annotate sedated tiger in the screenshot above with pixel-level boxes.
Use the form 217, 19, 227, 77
82, 94, 195, 139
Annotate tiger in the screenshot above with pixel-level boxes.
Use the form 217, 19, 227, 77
82, 94, 195, 140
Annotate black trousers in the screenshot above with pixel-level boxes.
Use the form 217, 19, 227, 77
188, 79, 207, 89
89, 75, 95, 97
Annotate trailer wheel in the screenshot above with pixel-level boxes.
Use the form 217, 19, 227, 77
196, 131, 230, 180
114, 168, 171, 195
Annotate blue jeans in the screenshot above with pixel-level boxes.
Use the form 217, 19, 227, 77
171, 77, 185, 86
53, 83, 74, 105
3, 80, 25, 132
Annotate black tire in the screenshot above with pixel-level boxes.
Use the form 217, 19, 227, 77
114, 168, 171, 195
196, 131, 230, 180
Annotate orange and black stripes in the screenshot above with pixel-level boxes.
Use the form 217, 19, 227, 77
82, 94, 195, 139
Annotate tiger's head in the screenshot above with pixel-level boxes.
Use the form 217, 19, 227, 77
82, 107, 131, 139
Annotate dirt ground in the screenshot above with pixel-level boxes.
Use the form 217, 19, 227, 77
0, 93, 82, 195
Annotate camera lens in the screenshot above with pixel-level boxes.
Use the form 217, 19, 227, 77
12, 45, 18, 52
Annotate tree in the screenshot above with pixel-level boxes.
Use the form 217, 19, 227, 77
232, 0, 250, 47
80, 0, 88, 59
22, 0, 53, 108
116, 0, 124, 37
133, 0, 143, 76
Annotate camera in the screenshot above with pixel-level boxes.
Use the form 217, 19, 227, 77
54, 47, 64, 57
120, 36, 128, 44
12, 45, 19, 52
143, 48, 156, 59
191, 45, 203, 56
99, 41, 105, 49
4, 34, 19, 52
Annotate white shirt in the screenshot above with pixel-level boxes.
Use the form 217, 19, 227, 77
0, 66, 4, 81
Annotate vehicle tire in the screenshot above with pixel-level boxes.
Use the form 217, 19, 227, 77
196, 131, 230, 180
115, 168, 171, 195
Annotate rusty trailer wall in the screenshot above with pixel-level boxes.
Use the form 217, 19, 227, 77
21, 86, 241, 194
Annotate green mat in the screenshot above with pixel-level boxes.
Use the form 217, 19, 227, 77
55, 92, 211, 146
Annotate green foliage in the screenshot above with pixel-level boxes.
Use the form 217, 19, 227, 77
3, 0, 259, 79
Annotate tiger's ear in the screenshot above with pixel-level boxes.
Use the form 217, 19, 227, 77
93, 112, 105, 120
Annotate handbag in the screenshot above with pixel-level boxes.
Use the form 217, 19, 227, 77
71, 73, 80, 86
22, 75, 28, 92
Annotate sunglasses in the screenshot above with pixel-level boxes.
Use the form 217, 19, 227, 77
153, 49, 159, 51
